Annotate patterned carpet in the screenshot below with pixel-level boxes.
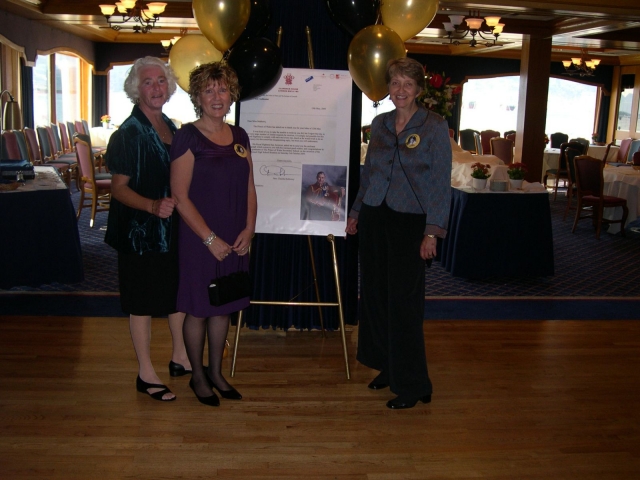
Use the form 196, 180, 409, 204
3, 186, 640, 298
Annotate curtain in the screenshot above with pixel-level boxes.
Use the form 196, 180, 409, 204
93, 74, 107, 128
20, 59, 33, 129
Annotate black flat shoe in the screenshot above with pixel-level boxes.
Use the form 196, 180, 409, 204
189, 378, 220, 407
136, 375, 176, 402
169, 360, 192, 377
367, 372, 389, 390
206, 373, 243, 400
386, 394, 431, 410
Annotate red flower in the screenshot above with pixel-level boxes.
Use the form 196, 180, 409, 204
429, 73, 443, 89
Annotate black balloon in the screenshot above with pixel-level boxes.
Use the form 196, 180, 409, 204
233, 0, 271, 47
326, 0, 380, 37
228, 37, 283, 102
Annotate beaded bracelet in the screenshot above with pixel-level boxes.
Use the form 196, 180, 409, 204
203, 231, 217, 246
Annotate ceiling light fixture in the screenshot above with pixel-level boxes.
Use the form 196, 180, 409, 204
442, 10, 505, 48
161, 29, 187, 52
99, 1, 166, 33
562, 50, 601, 77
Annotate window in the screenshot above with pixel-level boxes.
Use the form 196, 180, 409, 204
107, 64, 235, 127
33, 54, 51, 127
32, 52, 84, 127
360, 94, 394, 141
459, 76, 598, 140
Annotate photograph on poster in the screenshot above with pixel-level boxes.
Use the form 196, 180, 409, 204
300, 165, 347, 222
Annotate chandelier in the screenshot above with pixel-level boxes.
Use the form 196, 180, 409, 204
99, 1, 166, 33
562, 51, 601, 77
442, 11, 505, 48
161, 29, 187, 52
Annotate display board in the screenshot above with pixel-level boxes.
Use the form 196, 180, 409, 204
239, 68, 352, 236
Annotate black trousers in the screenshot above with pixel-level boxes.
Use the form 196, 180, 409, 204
357, 201, 432, 397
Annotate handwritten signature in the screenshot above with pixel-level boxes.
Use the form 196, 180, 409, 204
259, 165, 301, 177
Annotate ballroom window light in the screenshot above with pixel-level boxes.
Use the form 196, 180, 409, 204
443, 10, 506, 48
99, 1, 166, 33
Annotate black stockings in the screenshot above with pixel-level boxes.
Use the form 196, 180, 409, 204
182, 314, 231, 398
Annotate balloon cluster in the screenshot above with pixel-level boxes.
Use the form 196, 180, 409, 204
328, 0, 438, 101
169, 0, 282, 102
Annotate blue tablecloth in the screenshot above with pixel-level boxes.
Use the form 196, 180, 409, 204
439, 187, 554, 278
0, 167, 84, 288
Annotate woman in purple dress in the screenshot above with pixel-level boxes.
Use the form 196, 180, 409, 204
171, 62, 257, 407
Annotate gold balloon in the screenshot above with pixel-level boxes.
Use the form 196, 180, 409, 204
169, 35, 223, 91
193, 0, 251, 52
348, 25, 407, 102
380, 0, 438, 42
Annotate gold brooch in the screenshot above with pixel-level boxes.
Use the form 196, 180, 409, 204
234, 144, 248, 158
405, 134, 420, 148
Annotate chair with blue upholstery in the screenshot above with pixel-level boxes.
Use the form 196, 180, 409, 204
550, 132, 569, 148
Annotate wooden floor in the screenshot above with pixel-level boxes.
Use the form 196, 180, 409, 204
1, 316, 639, 479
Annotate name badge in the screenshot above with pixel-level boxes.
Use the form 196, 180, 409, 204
405, 134, 420, 148
234, 144, 248, 158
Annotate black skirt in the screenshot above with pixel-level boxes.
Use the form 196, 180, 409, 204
117, 248, 179, 316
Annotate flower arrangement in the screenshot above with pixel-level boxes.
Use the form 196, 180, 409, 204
418, 70, 461, 118
507, 162, 528, 180
361, 125, 371, 143
470, 162, 491, 179
101, 114, 111, 123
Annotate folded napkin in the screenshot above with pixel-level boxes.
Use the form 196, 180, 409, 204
522, 181, 546, 192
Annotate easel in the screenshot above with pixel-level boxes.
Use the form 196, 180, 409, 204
230, 27, 350, 379
231, 234, 350, 379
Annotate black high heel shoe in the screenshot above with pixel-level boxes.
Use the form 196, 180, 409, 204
189, 378, 220, 407
205, 373, 243, 400
367, 371, 389, 390
386, 394, 431, 410
169, 361, 192, 377
136, 376, 176, 402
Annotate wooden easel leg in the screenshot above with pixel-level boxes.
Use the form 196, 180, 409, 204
327, 234, 350, 380
230, 309, 243, 378
307, 235, 326, 336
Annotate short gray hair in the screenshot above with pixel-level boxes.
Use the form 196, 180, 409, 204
123, 56, 178, 104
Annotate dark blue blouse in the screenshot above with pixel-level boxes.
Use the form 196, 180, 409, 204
104, 105, 177, 254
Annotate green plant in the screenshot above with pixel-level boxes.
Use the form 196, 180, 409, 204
470, 162, 491, 179
507, 162, 528, 180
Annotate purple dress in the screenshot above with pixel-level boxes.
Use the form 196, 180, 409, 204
170, 123, 251, 317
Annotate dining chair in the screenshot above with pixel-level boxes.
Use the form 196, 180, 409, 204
480, 130, 500, 156
505, 132, 516, 144
58, 122, 73, 153
473, 132, 483, 155
1, 131, 22, 160
74, 133, 112, 227
626, 139, 640, 164
46, 125, 78, 182
503, 130, 516, 138
490, 137, 514, 165
570, 137, 590, 151
81, 119, 90, 135
546, 141, 585, 200
75, 120, 85, 135
572, 155, 628, 239
550, 132, 569, 148
34, 126, 73, 186
67, 121, 77, 139
459, 129, 479, 153
633, 151, 640, 166
562, 147, 582, 221
13, 130, 30, 161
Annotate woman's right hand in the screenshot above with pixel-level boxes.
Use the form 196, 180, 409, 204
207, 238, 233, 262
151, 197, 177, 219
345, 217, 358, 235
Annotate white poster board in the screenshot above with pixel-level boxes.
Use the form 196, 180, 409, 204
239, 68, 352, 236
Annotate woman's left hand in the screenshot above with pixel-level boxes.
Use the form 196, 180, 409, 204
420, 235, 437, 261
232, 229, 254, 256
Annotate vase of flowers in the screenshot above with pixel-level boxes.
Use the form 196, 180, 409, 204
507, 162, 528, 189
101, 114, 111, 129
418, 70, 461, 119
470, 162, 491, 190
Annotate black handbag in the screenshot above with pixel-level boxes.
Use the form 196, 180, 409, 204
208, 259, 252, 307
